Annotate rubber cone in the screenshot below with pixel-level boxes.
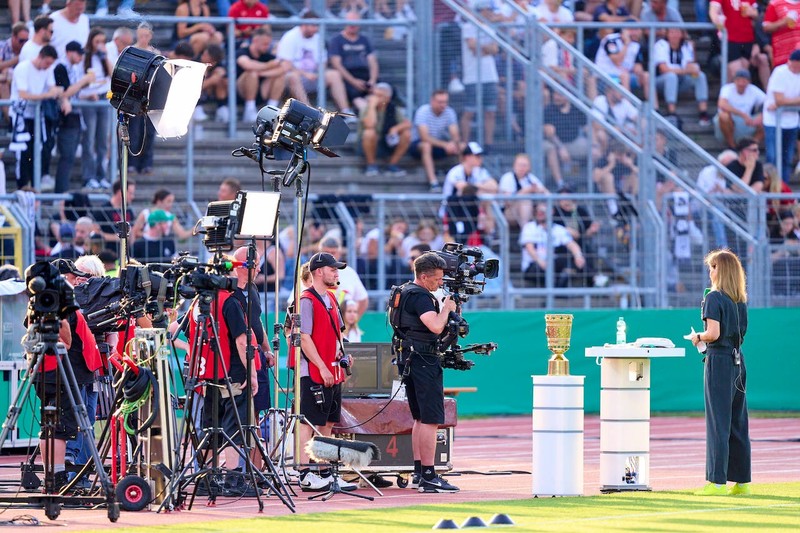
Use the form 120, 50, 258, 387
489, 513, 515, 525
433, 518, 459, 529
461, 516, 487, 528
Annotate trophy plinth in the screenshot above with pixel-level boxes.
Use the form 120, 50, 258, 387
545, 314, 574, 376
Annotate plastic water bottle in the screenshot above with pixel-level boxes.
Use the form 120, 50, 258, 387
616, 317, 627, 344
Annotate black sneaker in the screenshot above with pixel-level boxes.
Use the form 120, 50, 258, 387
410, 473, 420, 489
367, 473, 393, 488
52, 471, 69, 493
418, 475, 459, 493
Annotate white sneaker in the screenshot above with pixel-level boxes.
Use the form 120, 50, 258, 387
448, 77, 465, 94
95, 7, 108, 16
215, 105, 230, 122
74, 144, 82, 158
299, 472, 331, 492
99, 178, 112, 189
85, 178, 101, 189
242, 107, 258, 123
193, 106, 209, 122
117, 8, 141, 18
338, 478, 358, 492
40, 175, 55, 192
39, 4, 51, 15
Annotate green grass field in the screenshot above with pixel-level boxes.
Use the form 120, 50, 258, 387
118, 482, 800, 532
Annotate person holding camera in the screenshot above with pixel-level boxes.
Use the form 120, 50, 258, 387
393, 252, 459, 493
295, 252, 357, 492
690, 249, 751, 496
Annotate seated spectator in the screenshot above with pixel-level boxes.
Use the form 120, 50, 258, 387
520, 202, 587, 288
198, 43, 228, 122
654, 29, 710, 126
406, 243, 431, 273
763, 50, 800, 182
764, 163, 796, 235
726, 137, 765, 192
714, 69, 765, 149
535, 0, 575, 23
51, 216, 93, 259
460, 2, 500, 147
594, 140, 639, 196
640, 0, 683, 39
341, 299, 363, 342
696, 150, 738, 249
710, 0, 770, 89
0, 23, 30, 124
236, 26, 286, 123
359, 82, 411, 178
499, 153, 548, 227
592, 82, 639, 140
174, 0, 223, 57
441, 142, 499, 201
594, 26, 649, 100
553, 184, 599, 286
359, 217, 407, 260
228, 0, 269, 43
132, 188, 193, 241
329, 11, 378, 113
131, 210, 178, 264
545, 91, 590, 188
587, 0, 634, 59
410, 89, 464, 191
769, 209, 800, 295
318, 235, 369, 318
400, 219, 445, 260
276, 12, 355, 116
94, 179, 137, 248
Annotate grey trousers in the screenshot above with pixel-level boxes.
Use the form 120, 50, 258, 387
704, 351, 751, 484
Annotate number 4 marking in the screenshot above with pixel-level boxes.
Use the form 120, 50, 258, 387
386, 436, 399, 458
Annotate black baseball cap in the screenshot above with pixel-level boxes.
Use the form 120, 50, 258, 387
51, 258, 90, 277
65, 41, 84, 54
309, 252, 346, 272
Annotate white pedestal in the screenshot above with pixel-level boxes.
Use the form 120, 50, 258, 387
531, 375, 584, 496
585, 345, 684, 492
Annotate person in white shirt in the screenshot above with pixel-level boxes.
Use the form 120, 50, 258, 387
520, 202, 585, 288
594, 28, 647, 96
498, 153, 548, 226
276, 11, 353, 115
319, 236, 369, 320
762, 49, 800, 181
18, 16, 53, 64
534, 0, 575, 23
105, 27, 134, 67
696, 150, 737, 249
653, 28, 710, 125
460, 4, 500, 147
714, 69, 766, 149
49, 0, 90, 63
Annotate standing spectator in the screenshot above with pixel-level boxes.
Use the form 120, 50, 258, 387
174, 0, 223, 57
131, 210, 178, 263
359, 82, 411, 177
94, 179, 137, 249
329, 11, 379, 113
520, 202, 587, 288
400, 219, 445, 261
498, 153, 548, 227
710, 0, 770, 89
128, 22, 159, 176
763, 50, 800, 182
10, 45, 62, 190
534, 0, 575, 23
460, 2, 499, 147
19, 16, 53, 63
10, 0, 32, 26
318, 236, 369, 320
236, 26, 287, 123
53, 41, 95, 194
105, 27, 134, 65
80, 28, 113, 190
654, 28, 711, 126
726, 137, 765, 192
277, 11, 354, 116
545, 91, 590, 188
0, 23, 30, 122
49, 0, 90, 63
410, 89, 463, 191
714, 69, 766, 149
762, 0, 800, 67
228, 0, 269, 43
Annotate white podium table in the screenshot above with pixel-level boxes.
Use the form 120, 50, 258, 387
585, 345, 684, 492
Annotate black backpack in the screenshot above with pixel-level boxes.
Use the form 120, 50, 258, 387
73, 276, 123, 334
387, 282, 435, 340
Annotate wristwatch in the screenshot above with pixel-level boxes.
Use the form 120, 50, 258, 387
696, 333, 701, 343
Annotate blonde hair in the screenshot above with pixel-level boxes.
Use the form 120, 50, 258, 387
704, 249, 747, 303
75, 255, 105, 277
300, 262, 311, 286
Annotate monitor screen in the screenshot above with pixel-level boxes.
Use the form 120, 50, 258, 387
343, 343, 397, 396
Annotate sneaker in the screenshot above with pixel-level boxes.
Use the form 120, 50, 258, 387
384, 164, 407, 178
95, 7, 109, 16
410, 473, 420, 489
419, 475, 459, 493
116, 8, 141, 18
39, 3, 52, 15
698, 113, 712, 127
299, 471, 331, 492
193, 106, 209, 122
52, 471, 69, 493
728, 482, 752, 496
429, 182, 443, 193
337, 478, 358, 492
344, 114, 359, 126
448, 77, 465, 94
242, 106, 258, 123
40, 174, 55, 192
694, 482, 727, 496
366, 473, 393, 489
365, 164, 380, 177
85, 178, 101, 190
215, 105, 230, 122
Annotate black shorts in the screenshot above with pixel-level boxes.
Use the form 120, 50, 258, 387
202, 385, 250, 445
299, 376, 342, 427
35, 382, 78, 441
727, 41, 754, 63
410, 141, 448, 160
399, 351, 444, 425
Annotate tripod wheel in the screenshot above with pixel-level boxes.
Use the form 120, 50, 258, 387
44, 499, 60, 520
116, 476, 151, 512
108, 502, 120, 522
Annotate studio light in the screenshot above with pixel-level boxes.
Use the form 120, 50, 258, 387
255, 98, 350, 157
200, 191, 281, 253
109, 46, 206, 138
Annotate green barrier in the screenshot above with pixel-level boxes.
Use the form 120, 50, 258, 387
352, 308, 800, 416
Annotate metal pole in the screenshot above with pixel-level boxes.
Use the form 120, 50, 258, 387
33, 103, 41, 190
227, 20, 237, 139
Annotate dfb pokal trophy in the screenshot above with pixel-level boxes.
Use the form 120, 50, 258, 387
545, 314, 573, 376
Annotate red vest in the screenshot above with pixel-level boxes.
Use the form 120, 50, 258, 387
297, 288, 344, 385
46, 310, 102, 373
187, 290, 260, 380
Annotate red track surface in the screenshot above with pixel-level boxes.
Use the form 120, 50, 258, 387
0, 416, 797, 529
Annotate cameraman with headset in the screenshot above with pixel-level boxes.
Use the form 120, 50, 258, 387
393, 252, 459, 493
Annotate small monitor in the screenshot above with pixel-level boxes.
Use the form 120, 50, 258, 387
343, 342, 397, 397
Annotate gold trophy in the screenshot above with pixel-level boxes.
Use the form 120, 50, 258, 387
545, 314, 574, 376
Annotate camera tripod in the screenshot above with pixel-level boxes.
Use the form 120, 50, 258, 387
158, 289, 293, 513
0, 320, 119, 522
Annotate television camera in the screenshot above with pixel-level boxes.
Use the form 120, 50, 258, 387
25, 262, 79, 336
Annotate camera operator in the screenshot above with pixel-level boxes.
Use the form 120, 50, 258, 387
295, 252, 357, 493
394, 252, 460, 493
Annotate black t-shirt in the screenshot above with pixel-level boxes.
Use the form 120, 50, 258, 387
543, 104, 586, 144
400, 285, 440, 344
703, 290, 748, 355
232, 283, 265, 346
726, 160, 765, 188
93, 200, 135, 252
553, 204, 593, 246
235, 46, 276, 79
53, 63, 81, 129
328, 33, 372, 79
222, 292, 248, 383
131, 237, 177, 264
